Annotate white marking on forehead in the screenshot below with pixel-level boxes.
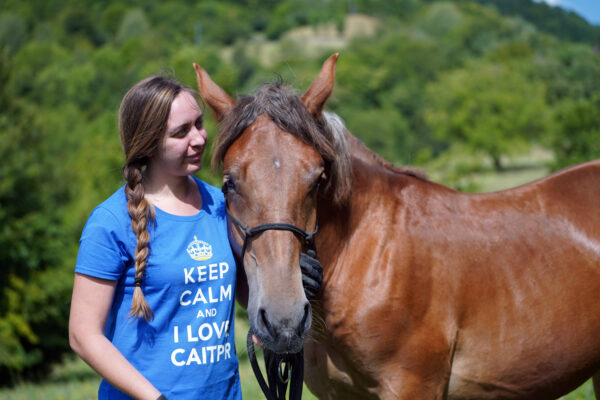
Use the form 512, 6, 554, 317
274, 158, 281, 169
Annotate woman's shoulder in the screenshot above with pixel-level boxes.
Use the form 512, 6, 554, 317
77, 185, 132, 277
193, 176, 226, 216
193, 176, 221, 195
87, 184, 130, 225
194, 176, 225, 202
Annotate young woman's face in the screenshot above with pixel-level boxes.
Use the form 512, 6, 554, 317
153, 91, 207, 178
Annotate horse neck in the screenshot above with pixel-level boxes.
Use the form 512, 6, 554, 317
315, 130, 408, 264
345, 132, 387, 168
346, 132, 425, 179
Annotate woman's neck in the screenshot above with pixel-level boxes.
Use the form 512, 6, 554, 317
143, 169, 203, 216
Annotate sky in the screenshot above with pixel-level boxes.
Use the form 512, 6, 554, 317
534, 0, 600, 25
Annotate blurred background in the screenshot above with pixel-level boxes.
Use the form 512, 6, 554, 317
0, 0, 599, 398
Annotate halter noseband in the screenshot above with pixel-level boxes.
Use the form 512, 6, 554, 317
222, 191, 318, 258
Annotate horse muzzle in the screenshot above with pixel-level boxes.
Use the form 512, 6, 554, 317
252, 301, 312, 354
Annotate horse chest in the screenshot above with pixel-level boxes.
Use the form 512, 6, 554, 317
304, 283, 420, 399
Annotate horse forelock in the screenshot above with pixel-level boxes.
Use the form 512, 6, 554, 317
211, 83, 353, 205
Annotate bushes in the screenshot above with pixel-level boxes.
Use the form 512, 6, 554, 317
0, 101, 78, 383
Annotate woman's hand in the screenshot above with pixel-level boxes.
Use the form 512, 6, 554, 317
300, 250, 323, 300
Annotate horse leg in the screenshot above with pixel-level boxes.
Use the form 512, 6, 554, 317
593, 371, 600, 400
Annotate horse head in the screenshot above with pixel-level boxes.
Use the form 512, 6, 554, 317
194, 54, 340, 354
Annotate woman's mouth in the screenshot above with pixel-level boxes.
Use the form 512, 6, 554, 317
187, 152, 203, 162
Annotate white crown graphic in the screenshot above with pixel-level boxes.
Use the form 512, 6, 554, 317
186, 236, 212, 261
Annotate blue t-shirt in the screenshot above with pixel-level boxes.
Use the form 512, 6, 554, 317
75, 177, 242, 399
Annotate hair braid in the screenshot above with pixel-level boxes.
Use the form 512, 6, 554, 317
124, 163, 155, 321
118, 75, 186, 321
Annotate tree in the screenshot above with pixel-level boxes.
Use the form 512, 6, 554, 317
424, 61, 550, 170
550, 96, 600, 169
0, 13, 27, 55
0, 102, 79, 382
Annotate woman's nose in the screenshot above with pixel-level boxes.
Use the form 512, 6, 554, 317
190, 125, 207, 146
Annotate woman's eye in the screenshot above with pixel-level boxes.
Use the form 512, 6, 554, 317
195, 116, 203, 129
170, 125, 189, 138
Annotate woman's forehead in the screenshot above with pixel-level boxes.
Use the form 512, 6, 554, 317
168, 91, 201, 126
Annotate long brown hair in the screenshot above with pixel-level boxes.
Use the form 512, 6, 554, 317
118, 75, 187, 321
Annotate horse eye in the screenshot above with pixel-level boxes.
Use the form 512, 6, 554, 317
312, 172, 325, 193
222, 179, 235, 194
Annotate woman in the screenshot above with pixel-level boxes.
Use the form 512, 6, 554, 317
69, 75, 243, 399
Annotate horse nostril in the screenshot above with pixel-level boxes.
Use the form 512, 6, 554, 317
298, 302, 311, 335
259, 307, 275, 337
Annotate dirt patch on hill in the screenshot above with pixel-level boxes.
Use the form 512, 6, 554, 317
223, 14, 379, 67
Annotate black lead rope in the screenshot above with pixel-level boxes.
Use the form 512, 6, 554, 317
247, 330, 304, 400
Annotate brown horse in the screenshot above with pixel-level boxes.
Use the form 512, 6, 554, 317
194, 54, 600, 399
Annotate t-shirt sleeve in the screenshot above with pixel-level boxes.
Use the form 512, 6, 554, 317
75, 206, 131, 280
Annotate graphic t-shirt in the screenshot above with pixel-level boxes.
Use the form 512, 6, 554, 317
75, 177, 241, 399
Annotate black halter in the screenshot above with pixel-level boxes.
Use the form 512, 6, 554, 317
222, 184, 318, 257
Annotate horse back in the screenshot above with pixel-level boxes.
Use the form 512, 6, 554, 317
530, 159, 600, 229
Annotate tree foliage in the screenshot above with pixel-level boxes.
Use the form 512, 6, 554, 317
0, 0, 598, 384
424, 60, 550, 170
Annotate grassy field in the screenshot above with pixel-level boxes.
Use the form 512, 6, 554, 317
0, 329, 594, 399
1, 155, 596, 400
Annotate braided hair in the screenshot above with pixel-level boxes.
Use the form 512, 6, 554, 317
118, 75, 188, 321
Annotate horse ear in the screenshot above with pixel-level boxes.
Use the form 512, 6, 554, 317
193, 63, 235, 121
301, 53, 339, 117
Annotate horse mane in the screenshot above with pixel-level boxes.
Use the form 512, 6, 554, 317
343, 131, 428, 181
211, 82, 426, 205
211, 82, 353, 205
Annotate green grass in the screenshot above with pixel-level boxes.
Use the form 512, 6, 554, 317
567, 382, 597, 400
423, 146, 555, 193
0, 349, 594, 399
0, 314, 317, 400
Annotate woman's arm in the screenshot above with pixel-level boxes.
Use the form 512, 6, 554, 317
69, 273, 161, 400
